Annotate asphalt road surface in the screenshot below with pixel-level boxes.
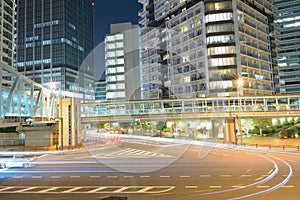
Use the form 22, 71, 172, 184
0, 135, 298, 200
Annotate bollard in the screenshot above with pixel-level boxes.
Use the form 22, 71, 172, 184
256, 144, 258, 148
298, 146, 300, 151
269, 144, 271, 150
283, 146, 285, 151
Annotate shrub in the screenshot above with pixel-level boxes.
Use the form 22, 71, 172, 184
276, 124, 283, 128
283, 121, 290, 126
297, 119, 300, 124
249, 129, 260, 135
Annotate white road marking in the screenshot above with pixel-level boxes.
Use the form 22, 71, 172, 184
51, 176, 61, 179
37, 187, 60, 193
137, 187, 154, 193
288, 160, 296, 163
200, 175, 211, 178
281, 185, 294, 188
209, 186, 222, 189
16, 187, 37, 192
62, 187, 83, 193
107, 176, 118, 178
232, 185, 246, 188
241, 175, 252, 178
113, 187, 130, 193
257, 185, 270, 188
87, 187, 107, 193
13, 176, 23, 179
220, 175, 232, 177
185, 186, 198, 189
180, 176, 191, 178
0, 187, 14, 191
0, 186, 176, 194
160, 176, 170, 178
32, 176, 42, 179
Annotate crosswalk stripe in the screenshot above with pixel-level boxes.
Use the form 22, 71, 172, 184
93, 148, 173, 158
0, 187, 14, 191
16, 187, 37, 192
87, 187, 107, 193
37, 187, 60, 193
62, 187, 83, 193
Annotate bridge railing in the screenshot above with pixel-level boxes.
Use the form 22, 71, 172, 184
0, 63, 58, 125
81, 95, 300, 118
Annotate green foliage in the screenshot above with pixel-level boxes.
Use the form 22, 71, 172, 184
156, 121, 167, 131
252, 118, 272, 129
0, 127, 16, 133
283, 119, 290, 126
276, 124, 283, 128
296, 119, 300, 124
249, 129, 260, 135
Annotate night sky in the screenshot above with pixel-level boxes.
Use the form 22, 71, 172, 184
92, 0, 142, 46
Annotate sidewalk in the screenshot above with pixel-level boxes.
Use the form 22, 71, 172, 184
234, 133, 300, 151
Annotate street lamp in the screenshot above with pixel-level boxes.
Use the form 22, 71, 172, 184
237, 78, 243, 145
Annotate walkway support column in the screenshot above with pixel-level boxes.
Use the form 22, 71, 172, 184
225, 118, 236, 144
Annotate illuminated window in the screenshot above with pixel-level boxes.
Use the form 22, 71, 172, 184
209, 57, 236, 66
208, 46, 236, 55
205, 13, 233, 23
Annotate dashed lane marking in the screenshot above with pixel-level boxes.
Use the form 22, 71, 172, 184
32, 176, 42, 179
220, 175, 232, 178
185, 186, 198, 189
257, 185, 270, 188
200, 175, 211, 178
281, 185, 294, 188
160, 176, 170, 178
180, 176, 190, 178
51, 176, 61, 179
140, 176, 150, 178
209, 186, 222, 189
70, 176, 81, 178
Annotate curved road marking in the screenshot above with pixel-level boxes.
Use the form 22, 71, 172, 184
230, 156, 293, 200
196, 154, 279, 196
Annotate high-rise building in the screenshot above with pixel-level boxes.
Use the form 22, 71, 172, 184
95, 72, 106, 102
0, 0, 16, 67
274, 0, 300, 94
139, 0, 279, 99
15, 0, 94, 101
105, 22, 140, 101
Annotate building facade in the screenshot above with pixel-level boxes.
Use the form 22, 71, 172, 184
0, 0, 15, 67
274, 0, 300, 94
95, 73, 106, 102
105, 22, 141, 101
15, 0, 94, 101
139, 0, 279, 99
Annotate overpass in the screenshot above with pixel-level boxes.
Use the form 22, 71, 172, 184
0, 63, 57, 127
81, 95, 300, 123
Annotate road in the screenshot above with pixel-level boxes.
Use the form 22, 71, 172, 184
0, 134, 298, 200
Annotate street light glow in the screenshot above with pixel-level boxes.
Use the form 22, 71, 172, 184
237, 78, 244, 87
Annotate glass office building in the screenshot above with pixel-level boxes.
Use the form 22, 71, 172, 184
274, 0, 300, 94
0, 0, 15, 67
15, 0, 94, 101
139, 0, 279, 99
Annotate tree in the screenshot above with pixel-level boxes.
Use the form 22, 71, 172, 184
252, 118, 272, 136
156, 121, 167, 137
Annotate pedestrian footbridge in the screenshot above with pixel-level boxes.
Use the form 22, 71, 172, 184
81, 95, 300, 123
0, 63, 57, 128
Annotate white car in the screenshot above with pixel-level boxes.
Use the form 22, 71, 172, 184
0, 154, 31, 168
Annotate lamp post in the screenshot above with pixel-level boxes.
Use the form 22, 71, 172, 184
237, 78, 243, 145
